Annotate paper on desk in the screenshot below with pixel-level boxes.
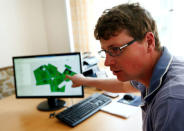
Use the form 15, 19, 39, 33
101, 101, 140, 118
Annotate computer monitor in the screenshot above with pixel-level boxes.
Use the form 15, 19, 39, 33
12, 52, 84, 111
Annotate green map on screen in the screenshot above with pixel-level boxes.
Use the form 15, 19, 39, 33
33, 64, 76, 92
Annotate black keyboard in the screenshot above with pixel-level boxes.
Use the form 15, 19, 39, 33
56, 93, 112, 127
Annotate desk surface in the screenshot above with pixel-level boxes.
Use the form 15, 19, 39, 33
0, 87, 142, 131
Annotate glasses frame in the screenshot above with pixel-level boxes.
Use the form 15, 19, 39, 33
98, 39, 136, 58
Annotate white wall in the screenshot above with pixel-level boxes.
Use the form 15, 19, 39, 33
43, 0, 71, 54
0, 0, 72, 68
0, 0, 48, 67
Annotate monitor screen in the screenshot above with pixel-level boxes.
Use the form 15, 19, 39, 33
13, 52, 84, 111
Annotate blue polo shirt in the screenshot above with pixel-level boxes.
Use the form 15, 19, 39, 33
131, 47, 184, 131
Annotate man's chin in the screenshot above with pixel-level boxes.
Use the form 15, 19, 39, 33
116, 76, 128, 82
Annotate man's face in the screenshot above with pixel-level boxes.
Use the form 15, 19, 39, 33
100, 30, 149, 82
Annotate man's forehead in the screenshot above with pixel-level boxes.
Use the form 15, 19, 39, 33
100, 39, 112, 49
99, 30, 132, 49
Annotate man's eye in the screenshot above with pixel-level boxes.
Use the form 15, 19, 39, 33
110, 47, 120, 52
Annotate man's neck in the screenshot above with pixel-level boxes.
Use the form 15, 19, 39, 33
137, 50, 162, 88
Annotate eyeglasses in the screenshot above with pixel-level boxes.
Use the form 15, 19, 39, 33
98, 39, 136, 58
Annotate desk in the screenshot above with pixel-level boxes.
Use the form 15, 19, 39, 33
0, 87, 142, 131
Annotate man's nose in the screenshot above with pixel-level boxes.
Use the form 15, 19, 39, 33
104, 54, 115, 66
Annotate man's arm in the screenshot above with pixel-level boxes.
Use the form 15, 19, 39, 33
66, 74, 138, 93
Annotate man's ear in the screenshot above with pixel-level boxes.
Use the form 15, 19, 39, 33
145, 32, 155, 53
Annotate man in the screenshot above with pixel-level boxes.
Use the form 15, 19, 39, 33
67, 3, 184, 131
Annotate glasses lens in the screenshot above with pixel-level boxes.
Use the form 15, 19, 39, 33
108, 47, 121, 56
98, 50, 106, 58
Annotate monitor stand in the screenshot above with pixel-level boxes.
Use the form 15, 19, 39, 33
37, 97, 66, 111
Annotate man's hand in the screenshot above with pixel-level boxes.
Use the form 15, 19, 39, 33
66, 74, 86, 87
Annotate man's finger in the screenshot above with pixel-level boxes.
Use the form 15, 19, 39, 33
66, 75, 72, 79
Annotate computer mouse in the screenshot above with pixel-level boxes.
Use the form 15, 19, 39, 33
123, 94, 134, 101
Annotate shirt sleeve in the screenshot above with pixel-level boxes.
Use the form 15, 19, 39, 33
152, 97, 184, 131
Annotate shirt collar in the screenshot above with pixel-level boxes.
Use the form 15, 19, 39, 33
144, 47, 173, 102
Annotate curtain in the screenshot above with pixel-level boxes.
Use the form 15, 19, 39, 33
69, 0, 90, 52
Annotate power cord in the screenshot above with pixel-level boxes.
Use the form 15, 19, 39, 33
49, 105, 69, 119
49, 112, 56, 119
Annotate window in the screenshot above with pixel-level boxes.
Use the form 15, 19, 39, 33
69, 0, 184, 57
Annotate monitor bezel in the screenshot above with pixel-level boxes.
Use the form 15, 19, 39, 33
12, 52, 84, 99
